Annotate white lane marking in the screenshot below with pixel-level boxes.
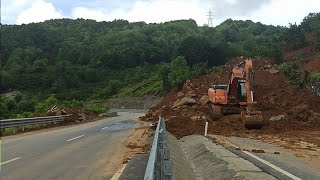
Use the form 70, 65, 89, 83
243, 151, 302, 180
100, 126, 109, 130
1, 157, 21, 165
66, 135, 85, 142
212, 137, 302, 180
111, 163, 128, 180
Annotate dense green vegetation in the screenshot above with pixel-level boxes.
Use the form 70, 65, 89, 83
0, 93, 108, 119
1, 13, 320, 119
0, 17, 286, 97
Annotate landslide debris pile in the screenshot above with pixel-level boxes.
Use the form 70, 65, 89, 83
141, 58, 320, 139
32, 106, 98, 124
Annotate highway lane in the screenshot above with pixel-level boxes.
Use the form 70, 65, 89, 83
0, 112, 144, 180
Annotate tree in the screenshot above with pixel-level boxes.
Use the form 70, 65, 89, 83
17, 99, 36, 112
101, 80, 122, 98
157, 64, 170, 92
168, 56, 191, 87
0, 15, 315, 101
0, 102, 10, 119
0, 71, 14, 92
14, 92, 23, 103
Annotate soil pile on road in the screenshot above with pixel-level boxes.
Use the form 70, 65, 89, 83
141, 57, 320, 139
32, 107, 98, 124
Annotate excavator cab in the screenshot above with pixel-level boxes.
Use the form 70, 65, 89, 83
237, 80, 247, 103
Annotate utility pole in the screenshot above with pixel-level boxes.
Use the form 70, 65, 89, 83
207, 9, 213, 27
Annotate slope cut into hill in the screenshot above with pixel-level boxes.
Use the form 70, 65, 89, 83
141, 57, 320, 141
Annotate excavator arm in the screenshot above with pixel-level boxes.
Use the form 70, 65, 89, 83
242, 59, 263, 129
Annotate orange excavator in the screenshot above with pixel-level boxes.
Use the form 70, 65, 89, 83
208, 58, 263, 129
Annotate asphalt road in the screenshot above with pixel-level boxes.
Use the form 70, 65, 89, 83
225, 136, 320, 180
210, 135, 320, 180
0, 112, 143, 180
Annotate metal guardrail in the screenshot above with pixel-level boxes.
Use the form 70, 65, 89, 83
144, 117, 172, 180
0, 115, 70, 129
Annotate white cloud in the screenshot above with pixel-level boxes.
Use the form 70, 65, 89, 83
70, 0, 320, 27
225, 0, 238, 5
245, 0, 320, 26
1, 0, 33, 24
122, 0, 208, 25
16, 0, 64, 24
71, 7, 109, 21
71, 0, 208, 25
2, 0, 320, 26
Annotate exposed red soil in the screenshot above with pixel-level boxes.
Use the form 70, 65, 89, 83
141, 57, 320, 142
300, 59, 320, 72
283, 46, 319, 62
283, 45, 320, 72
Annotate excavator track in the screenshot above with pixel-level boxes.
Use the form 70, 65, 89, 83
210, 104, 263, 129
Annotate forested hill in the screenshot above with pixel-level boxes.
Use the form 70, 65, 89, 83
1, 13, 319, 100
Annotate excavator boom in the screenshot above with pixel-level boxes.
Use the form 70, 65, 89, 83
241, 59, 263, 129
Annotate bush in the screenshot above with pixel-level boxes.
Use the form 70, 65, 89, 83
35, 94, 59, 113
3, 97, 16, 111
63, 99, 84, 108
85, 104, 109, 114
14, 92, 23, 103
16, 112, 33, 118
157, 64, 170, 91
168, 56, 191, 87
278, 62, 302, 85
17, 99, 36, 112
308, 72, 320, 83
191, 62, 208, 77
0, 102, 10, 119
101, 80, 122, 98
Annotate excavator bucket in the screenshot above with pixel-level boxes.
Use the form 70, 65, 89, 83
241, 111, 263, 129
211, 104, 222, 121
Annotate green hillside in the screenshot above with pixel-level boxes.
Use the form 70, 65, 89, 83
1, 13, 320, 119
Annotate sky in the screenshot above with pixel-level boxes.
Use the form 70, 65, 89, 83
2, 0, 320, 26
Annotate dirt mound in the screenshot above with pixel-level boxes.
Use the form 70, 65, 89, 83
141, 57, 320, 139
283, 46, 319, 62
283, 45, 320, 72
32, 107, 98, 124
300, 59, 320, 72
